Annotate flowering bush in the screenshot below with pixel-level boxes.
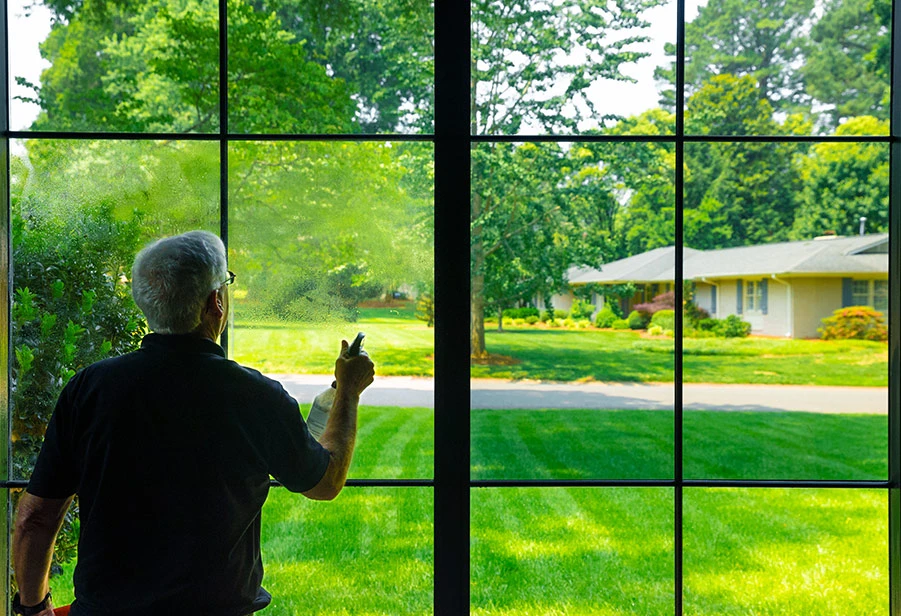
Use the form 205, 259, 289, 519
819, 306, 887, 341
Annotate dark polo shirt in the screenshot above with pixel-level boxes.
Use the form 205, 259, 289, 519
27, 333, 331, 616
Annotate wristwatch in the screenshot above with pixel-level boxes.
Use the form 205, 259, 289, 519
12, 591, 51, 616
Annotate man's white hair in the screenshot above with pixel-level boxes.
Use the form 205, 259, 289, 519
131, 231, 228, 334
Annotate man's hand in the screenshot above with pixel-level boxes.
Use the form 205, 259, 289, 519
334, 339, 375, 398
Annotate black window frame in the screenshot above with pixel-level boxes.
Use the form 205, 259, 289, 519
1, 0, 899, 614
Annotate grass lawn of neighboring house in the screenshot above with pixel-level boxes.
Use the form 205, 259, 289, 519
551, 233, 888, 339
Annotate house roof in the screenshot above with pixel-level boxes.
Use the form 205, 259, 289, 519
572, 234, 888, 284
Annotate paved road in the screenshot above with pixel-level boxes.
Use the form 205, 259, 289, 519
270, 374, 886, 414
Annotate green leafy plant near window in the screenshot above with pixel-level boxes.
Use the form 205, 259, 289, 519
11, 201, 146, 570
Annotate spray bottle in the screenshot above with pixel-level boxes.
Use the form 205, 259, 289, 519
307, 332, 365, 440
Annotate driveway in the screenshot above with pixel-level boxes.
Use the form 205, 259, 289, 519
270, 374, 886, 414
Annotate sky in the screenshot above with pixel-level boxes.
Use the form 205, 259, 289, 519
7, 0, 704, 132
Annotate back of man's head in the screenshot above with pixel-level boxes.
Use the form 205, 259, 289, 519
131, 231, 228, 334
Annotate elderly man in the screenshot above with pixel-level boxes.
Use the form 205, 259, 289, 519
12, 230, 374, 616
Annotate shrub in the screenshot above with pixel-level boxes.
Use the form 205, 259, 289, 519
647, 324, 664, 336
819, 306, 887, 341
611, 318, 630, 329
577, 319, 592, 329
512, 318, 525, 326
548, 317, 561, 328
718, 314, 752, 338
650, 309, 675, 331
685, 328, 717, 339
684, 300, 710, 329
524, 315, 539, 325
503, 306, 540, 319
569, 299, 595, 320
415, 293, 434, 327
594, 306, 618, 328
627, 310, 649, 330
562, 317, 576, 328
634, 291, 675, 315
540, 309, 555, 322
12, 202, 147, 569
698, 318, 720, 331
663, 329, 674, 337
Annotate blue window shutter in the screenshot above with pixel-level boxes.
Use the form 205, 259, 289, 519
736, 280, 743, 314
711, 286, 717, 313
842, 278, 853, 307
761, 279, 768, 315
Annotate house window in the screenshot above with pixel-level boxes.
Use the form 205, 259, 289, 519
854, 279, 889, 312
744, 280, 764, 313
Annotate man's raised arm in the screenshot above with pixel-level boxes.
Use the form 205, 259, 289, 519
303, 339, 374, 501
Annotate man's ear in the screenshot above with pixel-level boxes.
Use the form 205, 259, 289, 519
205, 289, 224, 317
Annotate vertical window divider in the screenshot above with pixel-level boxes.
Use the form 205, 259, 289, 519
218, 0, 229, 356
433, 1, 471, 613
0, 0, 9, 605
888, 0, 901, 612
674, 0, 687, 611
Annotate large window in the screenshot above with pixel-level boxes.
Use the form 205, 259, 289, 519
2, 0, 898, 615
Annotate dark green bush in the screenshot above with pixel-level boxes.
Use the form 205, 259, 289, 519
12, 201, 147, 569
524, 315, 539, 325
503, 306, 540, 319
650, 309, 675, 331
611, 318, 630, 330
594, 305, 618, 328
540, 309, 555, 322
698, 318, 720, 331
627, 310, 649, 330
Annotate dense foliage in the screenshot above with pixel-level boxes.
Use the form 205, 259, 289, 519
819, 306, 888, 341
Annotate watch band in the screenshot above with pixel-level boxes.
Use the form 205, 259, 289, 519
12, 591, 51, 616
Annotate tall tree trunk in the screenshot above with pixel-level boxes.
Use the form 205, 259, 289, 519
471, 270, 487, 358
471, 193, 488, 358
497, 306, 503, 332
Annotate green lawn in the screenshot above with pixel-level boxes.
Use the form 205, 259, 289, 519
49, 406, 888, 614
230, 307, 887, 386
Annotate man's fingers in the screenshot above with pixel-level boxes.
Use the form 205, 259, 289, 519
340, 339, 349, 354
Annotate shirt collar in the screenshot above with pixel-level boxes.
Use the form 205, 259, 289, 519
140, 333, 226, 358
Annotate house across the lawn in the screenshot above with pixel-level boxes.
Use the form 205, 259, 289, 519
548, 234, 888, 339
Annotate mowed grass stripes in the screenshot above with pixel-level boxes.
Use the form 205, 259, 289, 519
47, 407, 887, 612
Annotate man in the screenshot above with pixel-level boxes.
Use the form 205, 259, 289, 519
12, 230, 374, 616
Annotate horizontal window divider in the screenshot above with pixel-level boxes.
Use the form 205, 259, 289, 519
227, 133, 435, 142
273, 478, 435, 488
470, 134, 893, 144
684, 479, 891, 489
7, 130, 221, 141
470, 479, 892, 489
6, 131, 436, 142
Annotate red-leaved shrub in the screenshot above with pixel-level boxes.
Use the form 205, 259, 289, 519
819, 306, 887, 341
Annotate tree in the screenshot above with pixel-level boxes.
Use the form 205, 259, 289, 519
791, 116, 889, 239
469, 0, 665, 356
800, 0, 889, 130
683, 75, 808, 248
655, 0, 814, 114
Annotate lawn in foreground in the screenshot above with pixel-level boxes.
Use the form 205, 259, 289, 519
231, 309, 887, 386
47, 407, 887, 613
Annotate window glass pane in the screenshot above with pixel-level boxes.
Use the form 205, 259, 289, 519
262, 487, 432, 615
471, 141, 674, 480
9, 0, 220, 133
683, 141, 888, 480
10, 139, 220, 482
682, 0, 890, 136
471, 488, 674, 614
874, 280, 889, 312
228, 141, 434, 480
228, 0, 433, 134
852, 279, 871, 306
685, 488, 888, 614
471, 0, 676, 137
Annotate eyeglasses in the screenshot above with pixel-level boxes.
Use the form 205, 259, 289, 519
221, 270, 236, 287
